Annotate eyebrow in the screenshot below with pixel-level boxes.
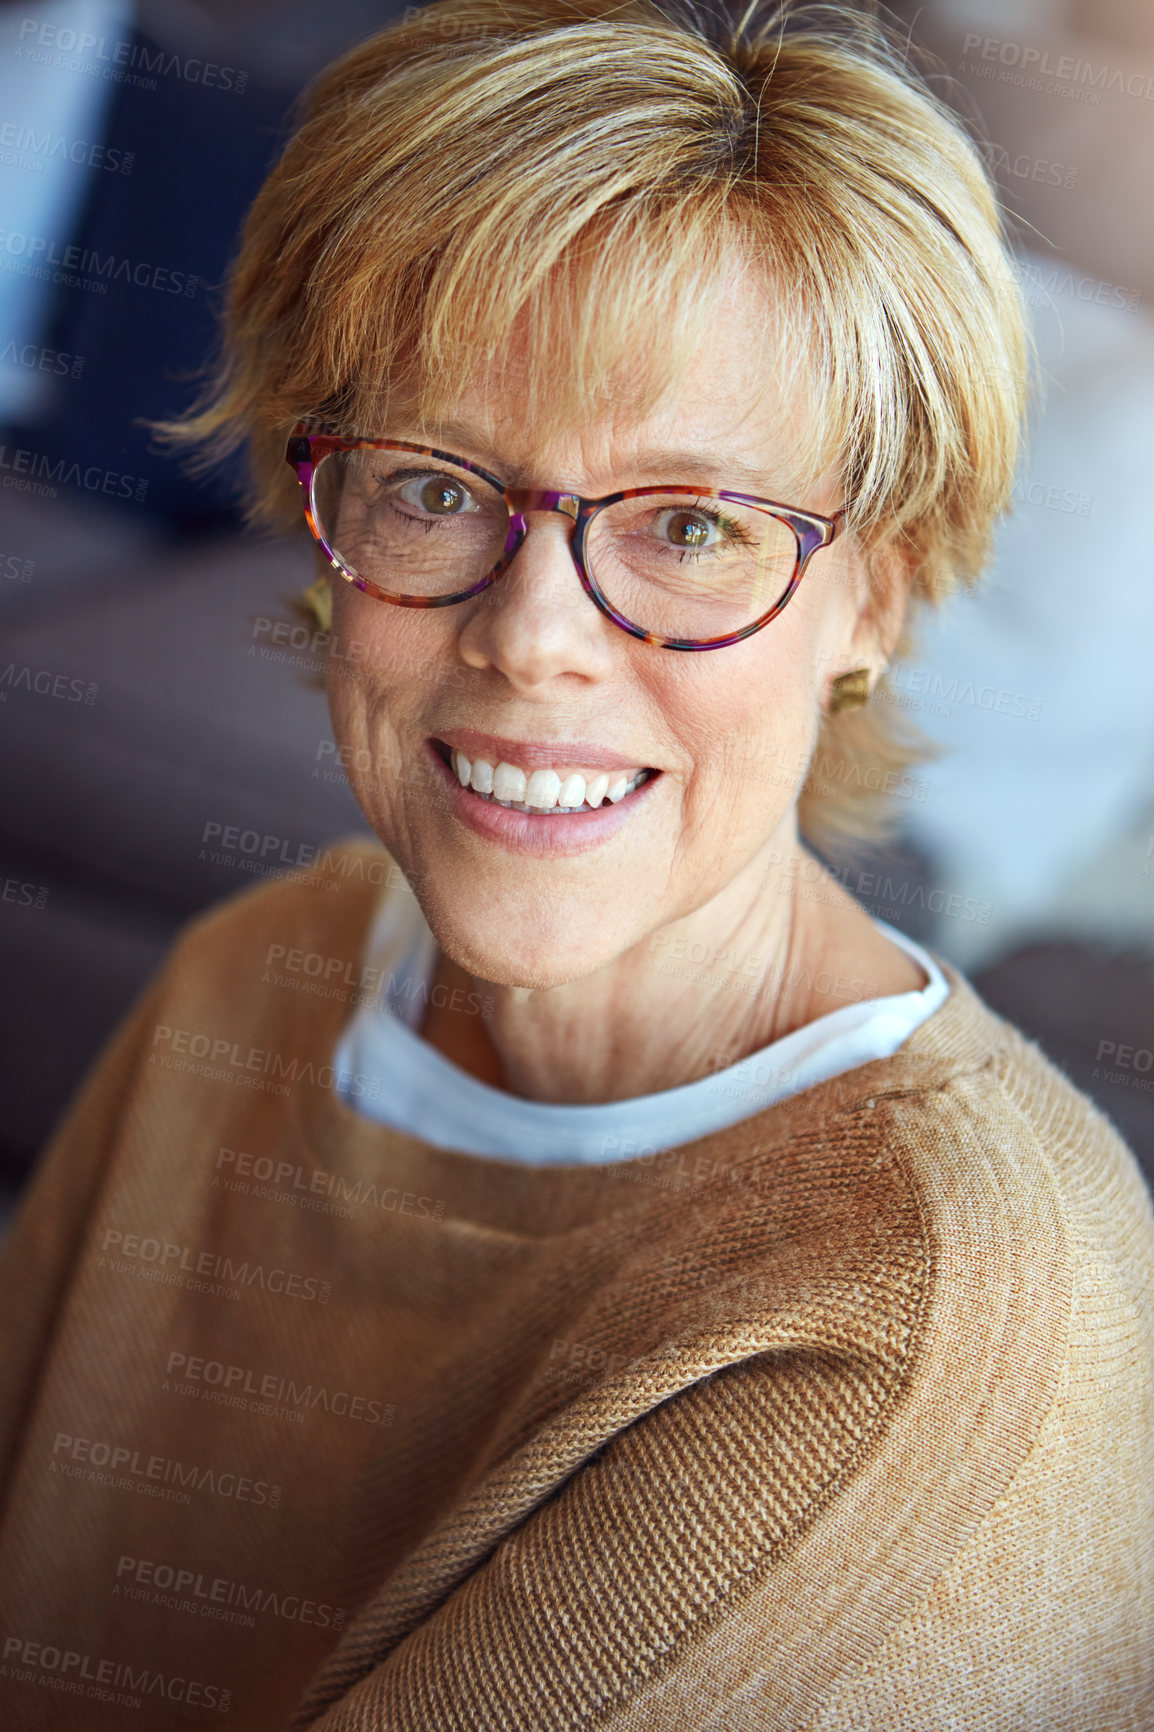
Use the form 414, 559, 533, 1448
415, 425, 789, 495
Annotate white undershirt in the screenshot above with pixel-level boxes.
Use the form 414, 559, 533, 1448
333, 881, 949, 1165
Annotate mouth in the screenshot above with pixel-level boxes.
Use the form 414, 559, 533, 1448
424, 733, 662, 851
432, 740, 654, 814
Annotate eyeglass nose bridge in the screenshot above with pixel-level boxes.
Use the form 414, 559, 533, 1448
487, 489, 601, 625
497, 488, 588, 577
507, 487, 583, 521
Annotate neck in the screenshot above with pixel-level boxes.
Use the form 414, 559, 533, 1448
419, 820, 924, 1104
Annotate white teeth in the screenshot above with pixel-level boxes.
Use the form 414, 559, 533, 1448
448, 748, 648, 813
525, 768, 562, 810
493, 761, 527, 802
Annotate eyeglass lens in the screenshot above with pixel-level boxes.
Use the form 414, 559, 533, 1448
311, 448, 800, 641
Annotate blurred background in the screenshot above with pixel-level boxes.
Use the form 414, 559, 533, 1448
1, 0, 1152, 1204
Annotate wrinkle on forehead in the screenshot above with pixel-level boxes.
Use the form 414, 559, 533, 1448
388, 230, 834, 501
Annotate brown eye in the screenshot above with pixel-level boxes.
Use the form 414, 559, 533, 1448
663, 509, 714, 549
419, 477, 468, 514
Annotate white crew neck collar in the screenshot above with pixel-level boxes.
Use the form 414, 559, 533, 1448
332, 882, 950, 1166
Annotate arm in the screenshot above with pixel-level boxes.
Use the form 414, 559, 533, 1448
0, 979, 163, 1508
289, 1063, 1149, 1731
289, 1327, 1081, 1731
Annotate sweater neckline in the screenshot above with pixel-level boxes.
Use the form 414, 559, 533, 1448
289, 860, 992, 1220
330, 894, 950, 1164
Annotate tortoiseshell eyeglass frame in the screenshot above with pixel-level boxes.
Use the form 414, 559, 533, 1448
285, 424, 847, 652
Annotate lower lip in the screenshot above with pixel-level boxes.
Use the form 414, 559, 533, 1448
425, 741, 661, 855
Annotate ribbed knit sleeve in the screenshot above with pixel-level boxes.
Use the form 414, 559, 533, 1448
0, 978, 165, 1515
289, 1056, 1152, 1730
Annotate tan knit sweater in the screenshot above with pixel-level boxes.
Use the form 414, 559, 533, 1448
0, 847, 1151, 1730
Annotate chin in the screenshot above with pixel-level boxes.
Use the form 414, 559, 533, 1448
424, 893, 637, 993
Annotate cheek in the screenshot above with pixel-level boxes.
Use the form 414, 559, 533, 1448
677, 612, 822, 813
329, 585, 457, 742
331, 581, 430, 689
326, 593, 408, 811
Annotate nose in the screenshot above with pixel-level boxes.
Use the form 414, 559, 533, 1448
504, 492, 583, 578
455, 496, 613, 688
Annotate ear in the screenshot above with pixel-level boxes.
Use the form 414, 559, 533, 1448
842, 535, 915, 676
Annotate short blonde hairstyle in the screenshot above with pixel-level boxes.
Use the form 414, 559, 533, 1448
172, 0, 1029, 850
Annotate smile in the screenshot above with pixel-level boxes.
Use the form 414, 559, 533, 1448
428, 737, 660, 834
446, 747, 650, 814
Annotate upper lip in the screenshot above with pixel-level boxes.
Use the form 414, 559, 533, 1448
434, 729, 655, 772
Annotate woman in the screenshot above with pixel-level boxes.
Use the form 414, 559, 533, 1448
1, 1, 1150, 1726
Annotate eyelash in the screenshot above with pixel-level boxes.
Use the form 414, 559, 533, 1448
652, 504, 756, 560
372, 471, 481, 530
370, 473, 760, 557
386, 499, 451, 534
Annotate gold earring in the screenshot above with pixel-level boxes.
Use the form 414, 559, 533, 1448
301, 574, 333, 634
828, 667, 872, 714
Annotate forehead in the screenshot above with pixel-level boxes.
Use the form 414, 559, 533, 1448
393, 245, 826, 496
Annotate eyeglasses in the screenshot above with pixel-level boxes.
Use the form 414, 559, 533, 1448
286, 425, 846, 652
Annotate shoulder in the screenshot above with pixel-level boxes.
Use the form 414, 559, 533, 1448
825, 962, 1154, 1461
160, 835, 390, 991
119, 836, 393, 1082
883, 957, 1154, 1298
286, 961, 1154, 1730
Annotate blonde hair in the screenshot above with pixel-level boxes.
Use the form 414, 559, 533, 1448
169, 0, 1029, 850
